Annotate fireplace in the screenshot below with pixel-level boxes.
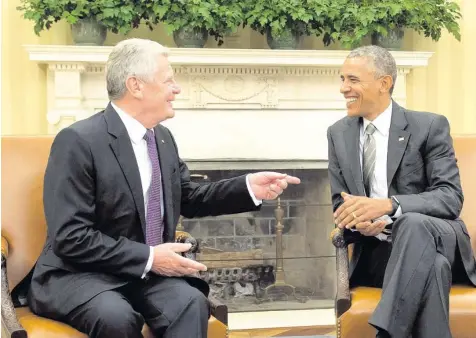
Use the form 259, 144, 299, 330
24, 44, 432, 322
183, 168, 335, 312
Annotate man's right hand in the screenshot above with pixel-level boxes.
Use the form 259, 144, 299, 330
355, 219, 387, 237
151, 243, 207, 277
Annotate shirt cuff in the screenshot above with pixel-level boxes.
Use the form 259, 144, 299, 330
392, 196, 402, 218
246, 174, 262, 206
379, 215, 394, 225
393, 205, 402, 218
141, 246, 154, 279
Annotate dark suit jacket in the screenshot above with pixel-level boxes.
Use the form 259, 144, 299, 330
28, 104, 259, 318
327, 101, 476, 286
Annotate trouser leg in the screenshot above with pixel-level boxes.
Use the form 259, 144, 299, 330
130, 276, 209, 338
66, 289, 144, 338
368, 213, 456, 338
411, 253, 453, 338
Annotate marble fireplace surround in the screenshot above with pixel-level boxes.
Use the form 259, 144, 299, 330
25, 45, 432, 329
25, 45, 432, 170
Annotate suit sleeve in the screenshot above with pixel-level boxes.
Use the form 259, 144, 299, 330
44, 128, 150, 278
166, 129, 260, 218
394, 115, 464, 219
327, 127, 349, 213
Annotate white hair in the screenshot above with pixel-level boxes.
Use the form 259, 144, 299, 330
106, 38, 169, 100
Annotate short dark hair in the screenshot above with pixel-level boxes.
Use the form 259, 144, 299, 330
347, 45, 397, 95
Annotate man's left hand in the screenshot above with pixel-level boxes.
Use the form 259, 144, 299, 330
334, 192, 392, 229
248, 172, 301, 200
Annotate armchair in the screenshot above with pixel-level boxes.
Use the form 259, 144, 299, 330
330, 136, 476, 338
1, 136, 228, 338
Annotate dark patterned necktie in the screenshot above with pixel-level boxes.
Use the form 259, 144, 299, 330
144, 129, 164, 246
363, 123, 377, 196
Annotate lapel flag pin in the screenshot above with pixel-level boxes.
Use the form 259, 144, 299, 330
398, 137, 404, 141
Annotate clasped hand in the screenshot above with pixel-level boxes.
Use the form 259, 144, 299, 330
334, 192, 392, 237
151, 243, 207, 277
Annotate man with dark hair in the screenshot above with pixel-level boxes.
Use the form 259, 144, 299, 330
327, 45, 476, 338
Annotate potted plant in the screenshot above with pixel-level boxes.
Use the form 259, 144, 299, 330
321, 0, 376, 49
142, 0, 246, 48
244, 0, 327, 50
326, 0, 462, 50
17, 0, 144, 46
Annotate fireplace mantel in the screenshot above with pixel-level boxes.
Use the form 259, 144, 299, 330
26, 45, 432, 67
25, 45, 433, 166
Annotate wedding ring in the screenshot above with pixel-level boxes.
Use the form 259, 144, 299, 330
352, 212, 357, 219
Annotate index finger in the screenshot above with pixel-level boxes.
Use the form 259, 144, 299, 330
355, 221, 371, 230
364, 220, 387, 236
284, 175, 300, 184
178, 255, 207, 272
168, 242, 193, 253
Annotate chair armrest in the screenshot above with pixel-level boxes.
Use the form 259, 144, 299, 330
330, 228, 351, 317
174, 231, 229, 325
208, 296, 228, 325
1, 237, 27, 338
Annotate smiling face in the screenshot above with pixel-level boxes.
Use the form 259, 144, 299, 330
125, 55, 181, 128
140, 56, 180, 122
340, 56, 392, 121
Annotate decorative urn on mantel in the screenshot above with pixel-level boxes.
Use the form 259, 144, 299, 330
70, 18, 107, 46
24, 45, 433, 165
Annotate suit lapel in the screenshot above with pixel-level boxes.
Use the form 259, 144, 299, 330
104, 104, 146, 235
387, 101, 410, 187
344, 118, 366, 196
154, 127, 174, 239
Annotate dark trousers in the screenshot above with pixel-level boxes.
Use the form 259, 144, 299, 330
351, 213, 458, 338
350, 235, 392, 289
64, 276, 209, 338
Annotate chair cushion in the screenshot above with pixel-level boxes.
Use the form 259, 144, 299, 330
16, 307, 226, 338
205, 316, 228, 338
339, 286, 476, 338
16, 307, 86, 338
142, 315, 227, 338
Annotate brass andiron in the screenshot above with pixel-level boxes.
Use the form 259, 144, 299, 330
256, 198, 307, 303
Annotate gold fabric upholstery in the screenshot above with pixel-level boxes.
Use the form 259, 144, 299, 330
1, 136, 228, 338
336, 137, 476, 338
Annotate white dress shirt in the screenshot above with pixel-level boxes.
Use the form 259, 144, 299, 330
359, 101, 401, 241
112, 102, 262, 278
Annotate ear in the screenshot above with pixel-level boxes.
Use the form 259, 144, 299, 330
380, 75, 393, 94
125, 76, 143, 99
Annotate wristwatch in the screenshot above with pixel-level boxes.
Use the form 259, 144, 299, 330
389, 196, 400, 217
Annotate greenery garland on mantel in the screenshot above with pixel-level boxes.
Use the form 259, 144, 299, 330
17, 0, 462, 49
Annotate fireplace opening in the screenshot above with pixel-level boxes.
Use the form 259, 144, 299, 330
181, 167, 336, 312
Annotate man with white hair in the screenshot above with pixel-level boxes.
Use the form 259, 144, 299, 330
27, 38, 300, 338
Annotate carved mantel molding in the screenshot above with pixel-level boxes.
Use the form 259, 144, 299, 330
26, 45, 432, 67
25, 45, 433, 164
